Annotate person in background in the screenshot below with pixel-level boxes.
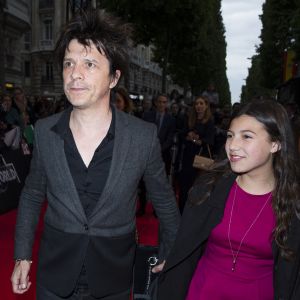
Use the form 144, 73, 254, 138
170, 101, 188, 182
178, 96, 215, 213
139, 98, 153, 118
2, 94, 22, 128
170, 102, 186, 133
201, 82, 219, 112
11, 9, 179, 300
138, 94, 176, 216
13, 87, 35, 127
114, 86, 133, 114
22, 111, 34, 150
284, 101, 300, 156
26, 95, 39, 125
0, 94, 9, 146
13, 87, 27, 114
157, 100, 300, 300
143, 94, 176, 170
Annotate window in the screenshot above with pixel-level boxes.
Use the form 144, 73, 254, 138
72, 0, 90, 10
43, 19, 53, 40
24, 61, 31, 77
39, 0, 54, 9
44, 61, 53, 81
24, 31, 31, 51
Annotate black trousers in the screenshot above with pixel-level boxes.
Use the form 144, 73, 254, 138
37, 266, 131, 300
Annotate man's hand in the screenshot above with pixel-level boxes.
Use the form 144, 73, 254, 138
152, 260, 166, 273
11, 260, 32, 294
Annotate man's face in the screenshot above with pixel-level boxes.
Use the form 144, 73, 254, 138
143, 100, 152, 111
14, 89, 25, 102
2, 96, 12, 111
171, 103, 179, 115
156, 96, 168, 113
63, 39, 120, 110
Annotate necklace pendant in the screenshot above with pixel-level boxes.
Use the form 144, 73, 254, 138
231, 259, 236, 272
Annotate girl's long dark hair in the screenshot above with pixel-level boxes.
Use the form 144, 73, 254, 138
191, 99, 300, 259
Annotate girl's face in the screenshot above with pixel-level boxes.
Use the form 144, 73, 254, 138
225, 115, 280, 177
195, 98, 207, 114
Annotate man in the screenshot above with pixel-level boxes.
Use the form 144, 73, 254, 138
141, 98, 153, 115
201, 82, 219, 110
143, 94, 176, 172
2, 94, 22, 128
11, 9, 180, 300
138, 95, 176, 215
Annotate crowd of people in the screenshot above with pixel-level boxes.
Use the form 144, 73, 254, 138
5, 8, 300, 300
0, 88, 67, 152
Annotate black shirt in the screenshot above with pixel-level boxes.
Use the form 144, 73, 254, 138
55, 106, 115, 217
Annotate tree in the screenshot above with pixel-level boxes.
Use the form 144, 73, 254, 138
100, 0, 231, 106
243, 0, 300, 101
290, 0, 300, 59
240, 55, 275, 103
258, 0, 297, 89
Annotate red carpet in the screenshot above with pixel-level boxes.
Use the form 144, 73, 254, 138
0, 203, 158, 299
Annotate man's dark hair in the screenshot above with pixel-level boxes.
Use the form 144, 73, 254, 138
156, 93, 168, 101
54, 8, 132, 80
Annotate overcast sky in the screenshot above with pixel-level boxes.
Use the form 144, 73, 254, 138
222, 0, 265, 103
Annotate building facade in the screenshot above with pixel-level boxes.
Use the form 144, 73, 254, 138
1, 0, 182, 100
1, 0, 31, 92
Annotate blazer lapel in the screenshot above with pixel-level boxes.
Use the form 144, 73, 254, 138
89, 109, 131, 220
50, 110, 87, 222
164, 173, 237, 272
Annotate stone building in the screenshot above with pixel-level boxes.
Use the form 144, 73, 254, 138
1, 0, 31, 92
1, 0, 182, 100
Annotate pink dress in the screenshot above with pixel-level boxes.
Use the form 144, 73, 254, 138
186, 182, 276, 300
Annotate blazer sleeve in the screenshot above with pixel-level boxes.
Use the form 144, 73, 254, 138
14, 120, 47, 260
143, 125, 180, 260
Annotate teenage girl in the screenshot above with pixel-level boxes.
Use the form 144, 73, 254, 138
157, 100, 300, 300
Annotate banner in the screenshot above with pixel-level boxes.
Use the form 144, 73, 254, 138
0, 148, 31, 214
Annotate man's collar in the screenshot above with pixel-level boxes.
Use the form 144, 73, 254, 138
51, 105, 115, 139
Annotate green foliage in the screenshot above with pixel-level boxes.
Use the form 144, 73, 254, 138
258, 0, 297, 89
100, 0, 231, 107
240, 55, 275, 103
290, 0, 300, 58
243, 0, 300, 100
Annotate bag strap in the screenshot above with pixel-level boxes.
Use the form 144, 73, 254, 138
197, 144, 212, 159
206, 144, 212, 159
197, 146, 203, 155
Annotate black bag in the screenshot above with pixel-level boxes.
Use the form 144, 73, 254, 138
133, 245, 159, 300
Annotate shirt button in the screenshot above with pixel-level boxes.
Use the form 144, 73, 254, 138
84, 224, 89, 231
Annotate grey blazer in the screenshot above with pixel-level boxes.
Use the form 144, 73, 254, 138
14, 107, 180, 296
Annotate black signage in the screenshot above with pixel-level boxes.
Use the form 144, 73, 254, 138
0, 148, 31, 214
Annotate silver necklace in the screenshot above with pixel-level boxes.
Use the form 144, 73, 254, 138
227, 182, 272, 272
